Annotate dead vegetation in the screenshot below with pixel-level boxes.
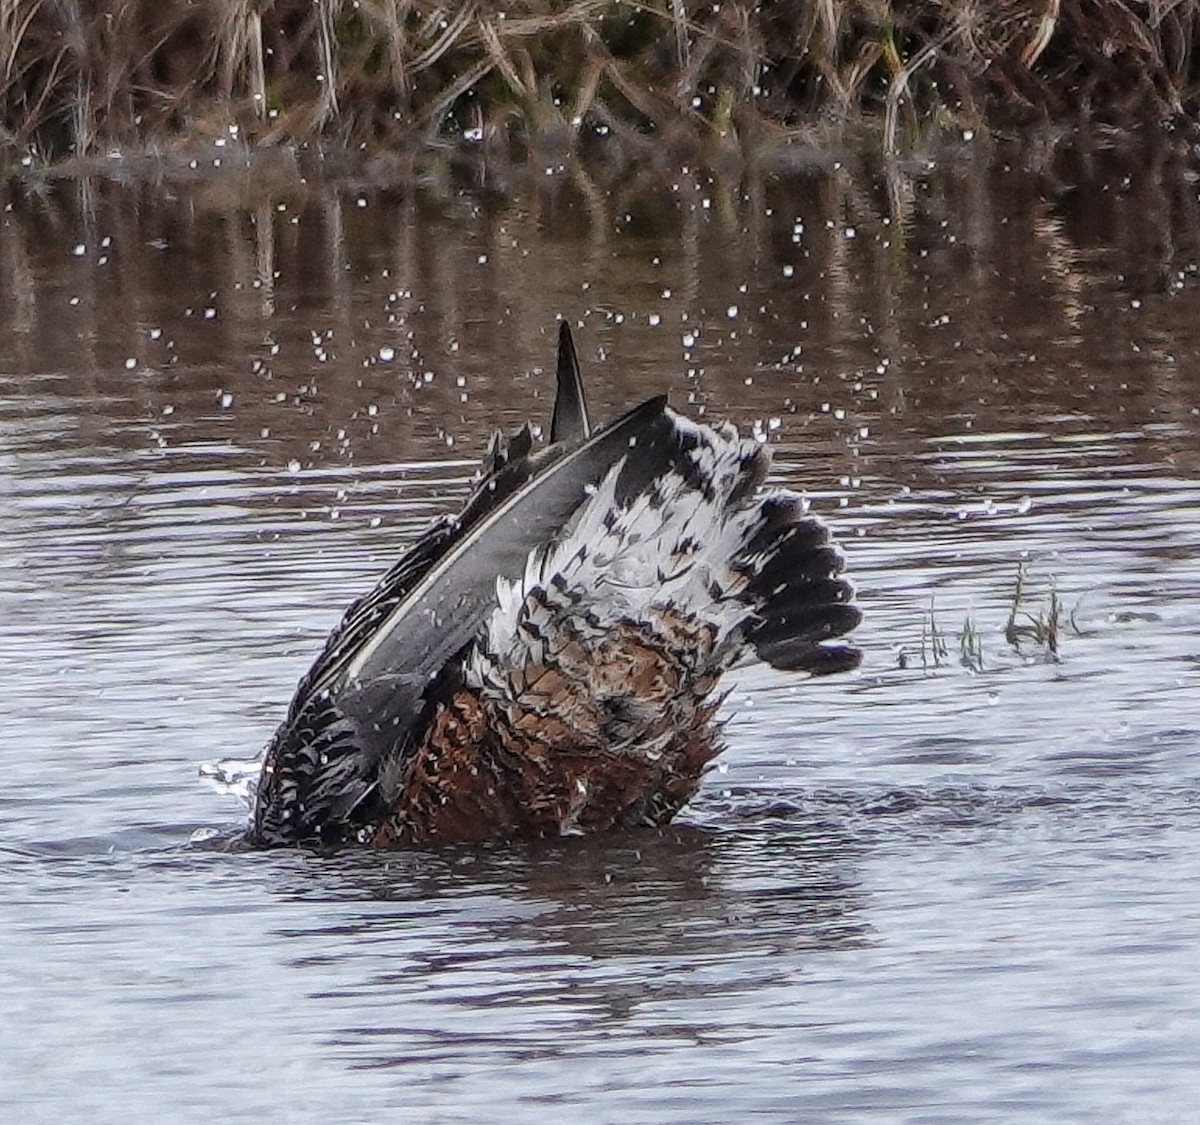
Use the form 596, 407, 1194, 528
4, 1, 1200, 166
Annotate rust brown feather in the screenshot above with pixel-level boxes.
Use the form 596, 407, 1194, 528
374, 605, 726, 845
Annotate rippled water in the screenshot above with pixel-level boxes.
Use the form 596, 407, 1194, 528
3, 142, 1200, 1120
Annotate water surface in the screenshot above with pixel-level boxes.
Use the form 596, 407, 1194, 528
2, 142, 1199, 1121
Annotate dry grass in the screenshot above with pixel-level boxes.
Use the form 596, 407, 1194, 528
4, 1, 1200, 165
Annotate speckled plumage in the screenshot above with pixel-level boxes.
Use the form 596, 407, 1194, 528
249, 324, 860, 847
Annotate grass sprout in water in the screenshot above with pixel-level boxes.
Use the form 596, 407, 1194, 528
959, 615, 984, 674
897, 594, 950, 672
1004, 563, 1069, 661
899, 567, 1078, 675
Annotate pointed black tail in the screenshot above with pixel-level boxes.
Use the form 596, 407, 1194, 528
551, 321, 591, 444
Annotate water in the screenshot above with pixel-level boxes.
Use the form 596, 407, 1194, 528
3, 141, 1199, 1121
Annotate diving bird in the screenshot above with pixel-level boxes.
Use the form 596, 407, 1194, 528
250, 322, 860, 846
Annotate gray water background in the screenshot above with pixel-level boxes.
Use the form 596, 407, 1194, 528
2, 138, 1199, 1122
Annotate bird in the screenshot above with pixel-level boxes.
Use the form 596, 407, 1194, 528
249, 322, 860, 847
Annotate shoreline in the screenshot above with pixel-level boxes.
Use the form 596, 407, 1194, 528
6, 120, 1194, 199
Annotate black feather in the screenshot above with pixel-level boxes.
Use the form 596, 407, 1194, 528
737, 502, 861, 674
550, 321, 590, 444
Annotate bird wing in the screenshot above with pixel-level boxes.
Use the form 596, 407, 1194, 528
253, 394, 680, 843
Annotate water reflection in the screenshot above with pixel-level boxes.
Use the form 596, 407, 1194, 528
5, 140, 1200, 465
3, 138, 1200, 1118
259, 825, 868, 1073
275, 825, 866, 952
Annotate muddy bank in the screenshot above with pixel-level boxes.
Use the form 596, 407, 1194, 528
4, 1, 1199, 169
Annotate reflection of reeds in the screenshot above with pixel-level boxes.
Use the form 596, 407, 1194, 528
5, 2, 1200, 163
4, 132, 1200, 490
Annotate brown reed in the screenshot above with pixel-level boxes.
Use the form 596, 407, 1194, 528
3, 1, 1199, 166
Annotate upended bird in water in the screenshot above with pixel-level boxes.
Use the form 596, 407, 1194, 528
249, 323, 860, 847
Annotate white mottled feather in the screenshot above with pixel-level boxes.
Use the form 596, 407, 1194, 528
466, 420, 770, 691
